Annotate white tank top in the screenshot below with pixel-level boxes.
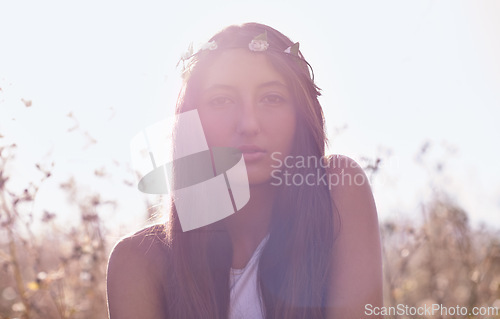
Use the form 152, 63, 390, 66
228, 235, 269, 319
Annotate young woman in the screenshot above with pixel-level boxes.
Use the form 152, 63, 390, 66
107, 22, 382, 319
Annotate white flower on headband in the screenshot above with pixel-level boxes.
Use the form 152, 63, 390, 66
200, 40, 218, 51
248, 31, 269, 52
249, 39, 269, 52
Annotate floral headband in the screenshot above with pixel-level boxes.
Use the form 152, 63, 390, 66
177, 31, 303, 72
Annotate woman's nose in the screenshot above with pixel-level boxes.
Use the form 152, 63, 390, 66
235, 102, 261, 136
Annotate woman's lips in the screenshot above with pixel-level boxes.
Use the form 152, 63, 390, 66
237, 145, 266, 162
242, 151, 266, 162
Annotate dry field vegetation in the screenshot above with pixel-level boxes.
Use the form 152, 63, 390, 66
0, 143, 110, 319
0, 135, 499, 318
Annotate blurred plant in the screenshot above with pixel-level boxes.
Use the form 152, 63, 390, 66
381, 197, 500, 318
0, 139, 118, 318
380, 141, 500, 318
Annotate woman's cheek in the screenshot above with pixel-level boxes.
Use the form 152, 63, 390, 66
198, 113, 234, 146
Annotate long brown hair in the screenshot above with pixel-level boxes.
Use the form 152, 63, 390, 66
164, 23, 338, 319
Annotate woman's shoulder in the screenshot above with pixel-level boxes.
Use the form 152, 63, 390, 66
107, 225, 171, 318
324, 154, 371, 187
323, 154, 383, 317
107, 224, 170, 279
323, 154, 377, 218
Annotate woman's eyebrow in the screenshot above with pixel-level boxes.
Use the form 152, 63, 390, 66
204, 84, 236, 92
203, 81, 288, 93
258, 81, 287, 89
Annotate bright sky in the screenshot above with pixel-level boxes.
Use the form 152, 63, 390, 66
1, 0, 499, 234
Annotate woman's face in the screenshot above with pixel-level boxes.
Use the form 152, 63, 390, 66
196, 49, 296, 185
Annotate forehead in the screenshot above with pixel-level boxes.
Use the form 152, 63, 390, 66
198, 48, 286, 89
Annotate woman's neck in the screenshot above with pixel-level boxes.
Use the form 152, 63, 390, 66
224, 183, 275, 268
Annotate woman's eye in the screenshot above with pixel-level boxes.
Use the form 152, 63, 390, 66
208, 96, 234, 108
262, 94, 286, 105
